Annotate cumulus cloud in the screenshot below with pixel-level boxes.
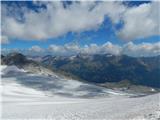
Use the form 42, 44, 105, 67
1, 48, 9, 54
1, 42, 160, 57
2, 1, 126, 41
101, 42, 121, 55
48, 42, 121, 55
122, 42, 160, 57
118, 2, 160, 40
1, 35, 9, 44
81, 42, 121, 55
26, 42, 160, 57
48, 44, 80, 55
29, 45, 44, 52
1, 1, 159, 43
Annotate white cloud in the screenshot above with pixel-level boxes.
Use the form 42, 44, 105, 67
101, 42, 121, 55
48, 42, 121, 56
2, 1, 126, 41
2, 42, 160, 57
122, 42, 160, 57
82, 44, 99, 54
118, 2, 160, 40
1, 1, 159, 43
47, 42, 160, 57
1, 35, 9, 44
1, 48, 9, 54
29, 45, 44, 52
48, 44, 80, 55
81, 42, 121, 55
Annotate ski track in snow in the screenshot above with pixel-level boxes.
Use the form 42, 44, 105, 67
0, 65, 160, 120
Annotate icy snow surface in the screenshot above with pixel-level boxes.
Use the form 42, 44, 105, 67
1, 65, 159, 120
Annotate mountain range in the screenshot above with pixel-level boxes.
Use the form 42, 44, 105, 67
1, 52, 160, 90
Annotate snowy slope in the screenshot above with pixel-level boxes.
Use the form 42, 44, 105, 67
1, 65, 159, 119
1, 65, 127, 98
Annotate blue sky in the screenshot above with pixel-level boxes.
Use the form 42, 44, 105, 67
2, 26, 159, 50
1, 1, 160, 56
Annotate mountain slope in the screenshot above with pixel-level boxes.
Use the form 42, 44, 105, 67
2, 53, 160, 89
1, 54, 159, 119
41, 54, 160, 88
2, 65, 129, 98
